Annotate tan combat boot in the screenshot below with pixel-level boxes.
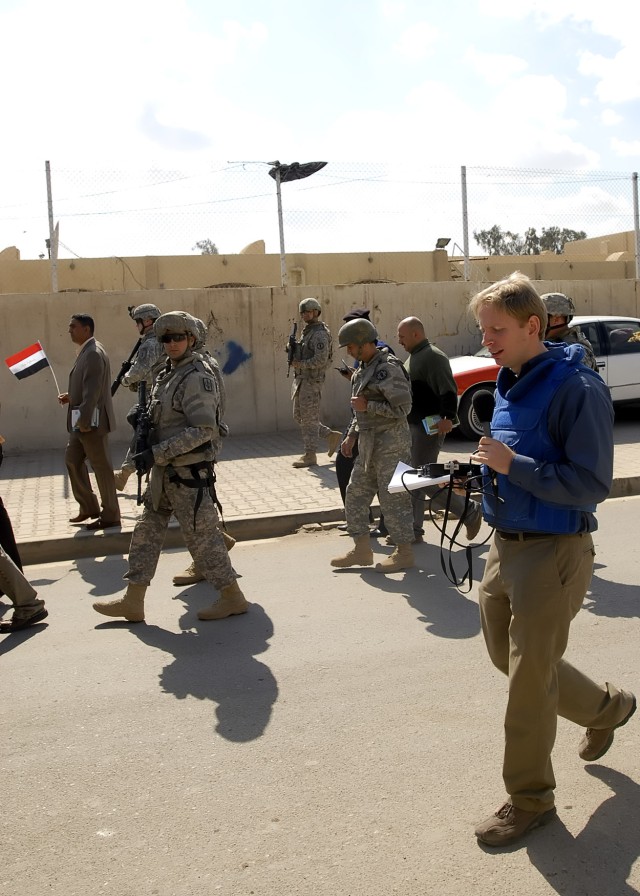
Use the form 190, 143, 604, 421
93, 584, 146, 622
331, 535, 374, 568
327, 430, 343, 457
173, 561, 206, 586
222, 530, 236, 551
375, 544, 415, 573
292, 451, 317, 468
197, 581, 249, 620
114, 469, 132, 491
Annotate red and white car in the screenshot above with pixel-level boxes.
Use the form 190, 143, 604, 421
450, 315, 640, 439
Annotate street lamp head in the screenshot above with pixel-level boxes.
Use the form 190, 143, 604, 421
435, 237, 451, 249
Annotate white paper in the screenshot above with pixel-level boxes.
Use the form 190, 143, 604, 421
71, 407, 100, 430
387, 460, 451, 494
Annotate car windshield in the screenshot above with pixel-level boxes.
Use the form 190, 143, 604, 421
474, 346, 491, 358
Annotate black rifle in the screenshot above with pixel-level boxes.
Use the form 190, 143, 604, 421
133, 381, 152, 505
111, 338, 142, 396
286, 322, 298, 377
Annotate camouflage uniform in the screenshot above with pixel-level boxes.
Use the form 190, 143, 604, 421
120, 331, 166, 475
292, 320, 333, 451
546, 325, 598, 371
125, 353, 237, 591
122, 330, 165, 391
345, 348, 414, 544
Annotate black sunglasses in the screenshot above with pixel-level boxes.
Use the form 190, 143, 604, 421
160, 333, 188, 344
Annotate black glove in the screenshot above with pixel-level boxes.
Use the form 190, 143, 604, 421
133, 448, 154, 474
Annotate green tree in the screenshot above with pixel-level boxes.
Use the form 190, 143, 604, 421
473, 225, 586, 256
192, 239, 219, 255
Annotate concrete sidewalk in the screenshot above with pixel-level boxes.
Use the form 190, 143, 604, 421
2, 417, 640, 565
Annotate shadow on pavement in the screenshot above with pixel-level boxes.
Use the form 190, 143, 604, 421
526, 765, 640, 895
116, 598, 278, 743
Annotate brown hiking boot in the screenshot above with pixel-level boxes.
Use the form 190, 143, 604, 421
93, 584, 146, 622
327, 430, 343, 457
331, 536, 373, 568
197, 581, 248, 620
173, 561, 206, 586
292, 451, 317, 468
114, 469, 132, 491
475, 801, 557, 846
375, 544, 414, 573
578, 694, 636, 761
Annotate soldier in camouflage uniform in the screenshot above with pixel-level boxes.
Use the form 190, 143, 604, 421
331, 319, 415, 573
172, 316, 237, 587
114, 303, 165, 490
93, 312, 248, 623
541, 293, 598, 371
290, 298, 342, 467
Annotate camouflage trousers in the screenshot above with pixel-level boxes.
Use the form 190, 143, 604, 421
125, 470, 237, 590
293, 379, 330, 451
345, 427, 413, 544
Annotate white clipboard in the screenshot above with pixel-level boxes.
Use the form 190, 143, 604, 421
387, 461, 451, 494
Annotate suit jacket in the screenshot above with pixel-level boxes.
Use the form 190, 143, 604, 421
66, 337, 116, 434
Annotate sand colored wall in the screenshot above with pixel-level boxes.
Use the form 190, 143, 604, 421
1, 279, 638, 452
0, 249, 452, 294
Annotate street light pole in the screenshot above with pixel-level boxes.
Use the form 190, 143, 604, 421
272, 164, 288, 288
268, 160, 327, 289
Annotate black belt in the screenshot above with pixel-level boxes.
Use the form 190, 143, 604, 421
496, 530, 557, 541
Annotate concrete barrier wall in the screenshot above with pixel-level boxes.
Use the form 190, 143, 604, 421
1, 279, 638, 452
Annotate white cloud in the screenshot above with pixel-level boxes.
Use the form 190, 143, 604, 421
611, 137, 640, 158
601, 109, 622, 126
465, 47, 528, 87
393, 21, 440, 60
579, 47, 640, 104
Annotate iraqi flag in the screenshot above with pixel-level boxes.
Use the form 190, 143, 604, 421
5, 341, 51, 380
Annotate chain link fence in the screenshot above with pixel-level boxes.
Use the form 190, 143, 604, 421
1, 161, 637, 269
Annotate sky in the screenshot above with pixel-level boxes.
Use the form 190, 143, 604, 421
1, 0, 639, 259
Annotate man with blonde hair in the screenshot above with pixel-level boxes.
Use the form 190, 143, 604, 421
469, 272, 635, 847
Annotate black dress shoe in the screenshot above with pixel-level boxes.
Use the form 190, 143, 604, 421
69, 513, 99, 524
85, 519, 121, 531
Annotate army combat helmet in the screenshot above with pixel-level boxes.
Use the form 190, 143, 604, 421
541, 292, 575, 323
154, 310, 200, 340
299, 298, 322, 314
338, 318, 378, 347
130, 303, 162, 321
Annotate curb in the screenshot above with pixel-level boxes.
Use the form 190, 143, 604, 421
19, 506, 347, 566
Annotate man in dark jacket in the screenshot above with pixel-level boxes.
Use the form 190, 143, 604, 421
397, 317, 482, 543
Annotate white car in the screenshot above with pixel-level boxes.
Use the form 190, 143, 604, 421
450, 315, 640, 439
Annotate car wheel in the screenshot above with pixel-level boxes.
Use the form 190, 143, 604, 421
458, 384, 495, 440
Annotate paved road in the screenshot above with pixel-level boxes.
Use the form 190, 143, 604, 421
2, 496, 638, 895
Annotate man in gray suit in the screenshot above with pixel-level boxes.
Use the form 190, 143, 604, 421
58, 314, 121, 530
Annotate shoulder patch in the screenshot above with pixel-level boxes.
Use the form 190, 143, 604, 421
202, 377, 214, 392
375, 369, 388, 381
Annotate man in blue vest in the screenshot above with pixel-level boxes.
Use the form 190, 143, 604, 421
469, 272, 635, 847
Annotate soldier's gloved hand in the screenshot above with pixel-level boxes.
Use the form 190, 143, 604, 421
133, 448, 154, 474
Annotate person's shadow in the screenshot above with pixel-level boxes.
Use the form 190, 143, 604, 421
356, 539, 485, 640
74, 555, 129, 597
584, 562, 640, 621
525, 766, 640, 894
100, 594, 278, 743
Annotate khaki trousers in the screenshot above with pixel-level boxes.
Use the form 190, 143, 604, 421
0, 544, 39, 610
479, 532, 629, 812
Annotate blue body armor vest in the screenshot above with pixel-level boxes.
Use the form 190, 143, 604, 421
482, 348, 599, 534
